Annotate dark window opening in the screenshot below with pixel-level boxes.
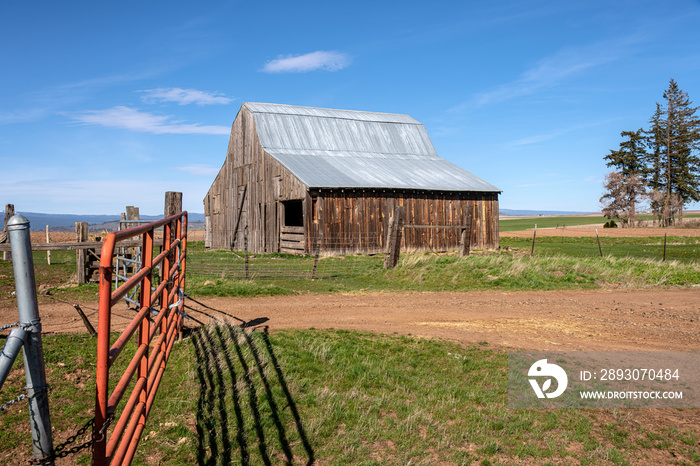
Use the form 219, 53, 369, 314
283, 200, 304, 227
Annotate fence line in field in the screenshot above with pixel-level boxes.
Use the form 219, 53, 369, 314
188, 234, 388, 280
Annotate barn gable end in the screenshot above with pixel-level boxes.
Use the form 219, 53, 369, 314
204, 103, 500, 254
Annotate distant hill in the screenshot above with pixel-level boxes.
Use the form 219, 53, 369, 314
499, 209, 595, 216
2, 211, 205, 231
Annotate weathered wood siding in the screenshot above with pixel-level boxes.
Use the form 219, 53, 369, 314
205, 105, 500, 255
306, 189, 498, 254
204, 106, 306, 252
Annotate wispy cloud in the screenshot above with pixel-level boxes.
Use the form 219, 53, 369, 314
452, 36, 641, 111
262, 51, 351, 73
508, 133, 559, 147
69, 106, 229, 135
0, 108, 52, 125
173, 164, 220, 176
0, 68, 174, 126
140, 87, 233, 106
505, 118, 620, 148
515, 179, 576, 188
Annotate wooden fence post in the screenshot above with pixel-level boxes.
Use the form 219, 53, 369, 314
76, 222, 88, 284
46, 225, 51, 265
384, 206, 404, 269
164, 191, 182, 219
312, 224, 321, 279
125, 206, 140, 228
73, 304, 97, 336
244, 230, 249, 279
663, 232, 667, 262
383, 216, 394, 269
204, 216, 212, 249
163, 190, 182, 285
2, 204, 14, 261
530, 224, 537, 256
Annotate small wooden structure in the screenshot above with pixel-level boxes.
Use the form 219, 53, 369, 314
204, 103, 500, 254
0, 202, 172, 285
1, 204, 14, 261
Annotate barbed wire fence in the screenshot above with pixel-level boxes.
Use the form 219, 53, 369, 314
175, 228, 700, 282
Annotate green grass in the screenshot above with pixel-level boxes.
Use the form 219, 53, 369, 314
499, 213, 700, 232
501, 235, 700, 263
2, 327, 698, 464
184, 238, 700, 296
499, 215, 609, 232
386, 250, 699, 289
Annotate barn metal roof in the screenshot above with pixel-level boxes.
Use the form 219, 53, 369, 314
244, 102, 501, 193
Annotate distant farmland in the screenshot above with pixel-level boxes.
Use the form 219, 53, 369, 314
499, 214, 607, 232
499, 212, 700, 232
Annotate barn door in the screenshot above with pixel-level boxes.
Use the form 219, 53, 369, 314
235, 185, 247, 250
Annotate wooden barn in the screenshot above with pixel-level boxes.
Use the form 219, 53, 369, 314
204, 103, 501, 254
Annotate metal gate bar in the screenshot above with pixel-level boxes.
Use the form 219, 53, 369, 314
93, 211, 187, 466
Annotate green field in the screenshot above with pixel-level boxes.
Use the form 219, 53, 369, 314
499, 215, 608, 232
499, 213, 700, 232
2, 326, 698, 465
500, 235, 700, 263
183, 236, 700, 296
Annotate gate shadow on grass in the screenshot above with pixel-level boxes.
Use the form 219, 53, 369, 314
191, 321, 314, 465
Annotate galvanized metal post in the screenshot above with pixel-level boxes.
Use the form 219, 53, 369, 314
0, 327, 27, 390
8, 215, 54, 464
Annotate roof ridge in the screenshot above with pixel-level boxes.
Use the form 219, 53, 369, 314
243, 102, 419, 124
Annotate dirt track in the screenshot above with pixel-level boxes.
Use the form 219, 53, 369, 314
3, 287, 699, 465
4, 288, 699, 352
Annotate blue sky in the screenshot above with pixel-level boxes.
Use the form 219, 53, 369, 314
2, 0, 700, 215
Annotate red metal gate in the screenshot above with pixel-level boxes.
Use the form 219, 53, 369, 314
93, 211, 187, 465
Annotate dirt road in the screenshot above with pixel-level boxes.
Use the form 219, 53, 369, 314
3, 289, 699, 465
4, 288, 698, 352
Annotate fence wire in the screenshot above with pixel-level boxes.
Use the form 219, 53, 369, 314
510, 235, 699, 263
187, 230, 699, 281
188, 234, 388, 280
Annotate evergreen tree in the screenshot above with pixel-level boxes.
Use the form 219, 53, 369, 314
645, 103, 665, 188
602, 79, 700, 227
657, 79, 700, 225
605, 129, 647, 176
644, 103, 665, 223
